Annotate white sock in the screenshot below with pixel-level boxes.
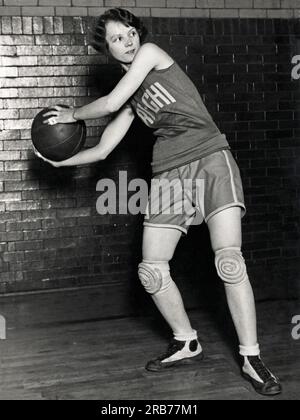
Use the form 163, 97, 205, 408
239, 344, 260, 357
174, 329, 198, 342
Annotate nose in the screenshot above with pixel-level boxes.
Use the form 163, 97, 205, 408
125, 37, 133, 47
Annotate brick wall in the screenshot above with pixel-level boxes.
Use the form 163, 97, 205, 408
1, 10, 300, 314
0, 0, 299, 18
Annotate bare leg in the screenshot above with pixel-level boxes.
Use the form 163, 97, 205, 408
207, 207, 258, 347
142, 226, 203, 372
207, 207, 282, 396
142, 226, 194, 336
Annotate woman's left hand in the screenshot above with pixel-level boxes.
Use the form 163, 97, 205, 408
32, 144, 61, 168
43, 105, 77, 126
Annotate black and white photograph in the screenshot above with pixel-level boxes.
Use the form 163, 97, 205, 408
0, 0, 299, 403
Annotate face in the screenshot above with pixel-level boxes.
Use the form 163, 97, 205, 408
105, 21, 141, 66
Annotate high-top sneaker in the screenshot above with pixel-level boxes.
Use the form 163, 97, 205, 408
146, 339, 204, 372
242, 356, 282, 396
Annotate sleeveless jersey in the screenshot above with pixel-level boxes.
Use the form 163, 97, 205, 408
129, 61, 230, 175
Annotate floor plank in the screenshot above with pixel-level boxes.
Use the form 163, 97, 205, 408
0, 299, 299, 400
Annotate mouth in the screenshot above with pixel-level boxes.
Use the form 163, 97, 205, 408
126, 49, 136, 55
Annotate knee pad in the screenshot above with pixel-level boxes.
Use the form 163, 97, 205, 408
138, 260, 173, 295
215, 247, 248, 287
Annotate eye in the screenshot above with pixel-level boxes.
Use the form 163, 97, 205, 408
130, 31, 137, 37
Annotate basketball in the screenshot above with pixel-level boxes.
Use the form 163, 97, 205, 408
31, 106, 86, 162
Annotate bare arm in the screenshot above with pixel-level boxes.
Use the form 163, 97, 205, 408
44, 43, 163, 124
36, 106, 135, 167
75, 43, 161, 119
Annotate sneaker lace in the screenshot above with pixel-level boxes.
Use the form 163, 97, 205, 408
249, 357, 273, 383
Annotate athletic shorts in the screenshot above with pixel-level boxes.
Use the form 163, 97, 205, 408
144, 150, 246, 236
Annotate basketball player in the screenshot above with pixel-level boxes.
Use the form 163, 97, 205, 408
35, 8, 282, 397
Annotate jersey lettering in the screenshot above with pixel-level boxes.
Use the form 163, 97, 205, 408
134, 82, 177, 126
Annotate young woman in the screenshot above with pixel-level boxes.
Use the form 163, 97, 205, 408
35, 8, 282, 397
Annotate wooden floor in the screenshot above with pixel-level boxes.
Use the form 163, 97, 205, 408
0, 296, 299, 400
